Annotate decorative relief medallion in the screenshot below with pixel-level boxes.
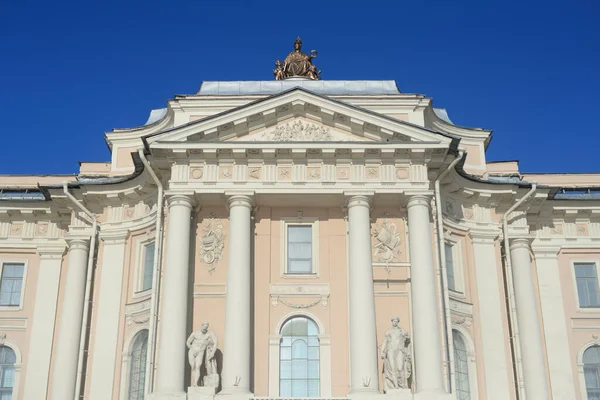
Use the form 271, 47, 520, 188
199, 214, 226, 273
220, 167, 232, 179
191, 168, 204, 180
451, 314, 473, 328
37, 224, 48, 236
337, 167, 349, 180
278, 167, 291, 180
248, 167, 261, 180
577, 223, 589, 236
396, 167, 409, 180
367, 167, 380, 179
552, 223, 564, 236
262, 120, 332, 141
307, 167, 320, 180
373, 215, 402, 264
9, 224, 21, 237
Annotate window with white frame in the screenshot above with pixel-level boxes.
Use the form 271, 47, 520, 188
0, 345, 16, 399
453, 330, 471, 400
583, 345, 600, 399
280, 317, 320, 397
445, 243, 457, 292
0, 264, 24, 307
141, 242, 155, 292
575, 263, 600, 308
128, 330, 148, 400
282, 219, 319, 276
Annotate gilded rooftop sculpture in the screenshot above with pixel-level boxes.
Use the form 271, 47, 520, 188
273, 37, 321, 80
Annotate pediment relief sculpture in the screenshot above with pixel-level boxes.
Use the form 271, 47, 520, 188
240, 119, 368, 142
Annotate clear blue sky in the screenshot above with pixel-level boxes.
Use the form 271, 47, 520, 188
1, 1, 598, 175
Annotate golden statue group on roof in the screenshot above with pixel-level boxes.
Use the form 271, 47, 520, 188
273, 37, 321, 81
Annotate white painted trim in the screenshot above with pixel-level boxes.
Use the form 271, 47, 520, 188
452, 327, 479, 400
0, 259, 29, 311
280, 217, 320, 278
570, 258, 600, 311
269, 312, 331, 397
445, 235, 466, 297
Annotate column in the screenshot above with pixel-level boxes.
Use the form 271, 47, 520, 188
531, 245, 576, 399
154, 195, 194, 397
470, 229, 511, 400
221, 194, 253, 395
406, 195, 445, 396
346, 194, 379, 394
49, 236, 91, 400
23, 244, 66, 399
509, 239, 550, 399
89, 231, 128, 399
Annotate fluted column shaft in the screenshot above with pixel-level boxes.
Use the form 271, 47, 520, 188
50, 237, 90, 400
346, 195, 379, 393
407, 195, 445, 395
221, 194, 253, 394
155, 195, 194, 395
510, 238, 549, 400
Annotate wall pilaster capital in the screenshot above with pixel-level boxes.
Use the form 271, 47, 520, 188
531, 245, 561, 259
225, 191, 254, 210
344, 192, 373, 209
406, 194, 432, 210
64, 235, 91, 251
166, 194, 195, 210
468, 228, 500, 244
99, 229, 129, 245
36, 242, 67, 260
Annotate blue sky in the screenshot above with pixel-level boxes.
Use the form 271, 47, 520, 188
1, 1, 598, 175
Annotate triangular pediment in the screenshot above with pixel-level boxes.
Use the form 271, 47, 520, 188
145, 88, 452, 146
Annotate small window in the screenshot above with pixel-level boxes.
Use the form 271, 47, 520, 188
575, 263, 600, 307
128, 330, 148, 400
0, 346, 16, 399
141, 242, 155, 292
583, 345, 600, 399
445, 243, 456, 292
453, 331, 471, 400
287, 226, 313, 274
0, 264, 24, 307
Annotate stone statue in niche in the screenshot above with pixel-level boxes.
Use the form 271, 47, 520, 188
187, 322, 219, 388
381, 317, 412, 391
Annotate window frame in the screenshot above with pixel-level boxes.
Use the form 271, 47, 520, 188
571, 259, 600, 312
445, 237, 465, 297
451, 327, 479, 399
132, 235, 156, 298
0, 260, 28, 311
280, 218, 319, 278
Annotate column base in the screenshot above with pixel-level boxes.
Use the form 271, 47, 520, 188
188, 386, 216, 400
349, 390, 387, 400
386, 388, 413, 400
148, 391, 187, 400
215, 389, 252, 400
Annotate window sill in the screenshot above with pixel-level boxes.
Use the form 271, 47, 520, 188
132, 289, 152, 300
449, 290, 466, 300
576, 307, 600, 313
0, 305, 23, 312
282, 273, 319, 279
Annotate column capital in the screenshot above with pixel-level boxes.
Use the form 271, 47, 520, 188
345, 192, 373, 209
166, 194, 195, 210
509, 237, 533, 251
406, 194, 431, 210
226, 192, 254, 210
64, 235, 91, 251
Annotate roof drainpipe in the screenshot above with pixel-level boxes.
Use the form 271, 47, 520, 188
138, 149, 165, 396
63, 182, 99, 400
502, 183, 537, 400
434, 151, 464, 394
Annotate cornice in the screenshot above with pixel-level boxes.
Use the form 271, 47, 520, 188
423, 106, 492, 142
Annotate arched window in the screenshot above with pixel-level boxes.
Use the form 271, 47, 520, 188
0, 345, 16, 399
280, 317, 320, 397
584, 345, 600, 399
128, 330, 148, 400
453, 330, 471, 400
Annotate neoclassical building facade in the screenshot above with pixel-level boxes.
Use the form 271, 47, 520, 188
1, 76, 600, 400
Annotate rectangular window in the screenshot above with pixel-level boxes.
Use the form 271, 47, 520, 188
0, 264, 24, 306
445, 243, 456, 291
287, 225, 313, 274
575, 262, 600, 307
141, 242, 155, 291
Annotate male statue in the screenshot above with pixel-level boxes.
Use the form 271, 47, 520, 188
187, 322, 219, 387
381, 316, 412, 391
